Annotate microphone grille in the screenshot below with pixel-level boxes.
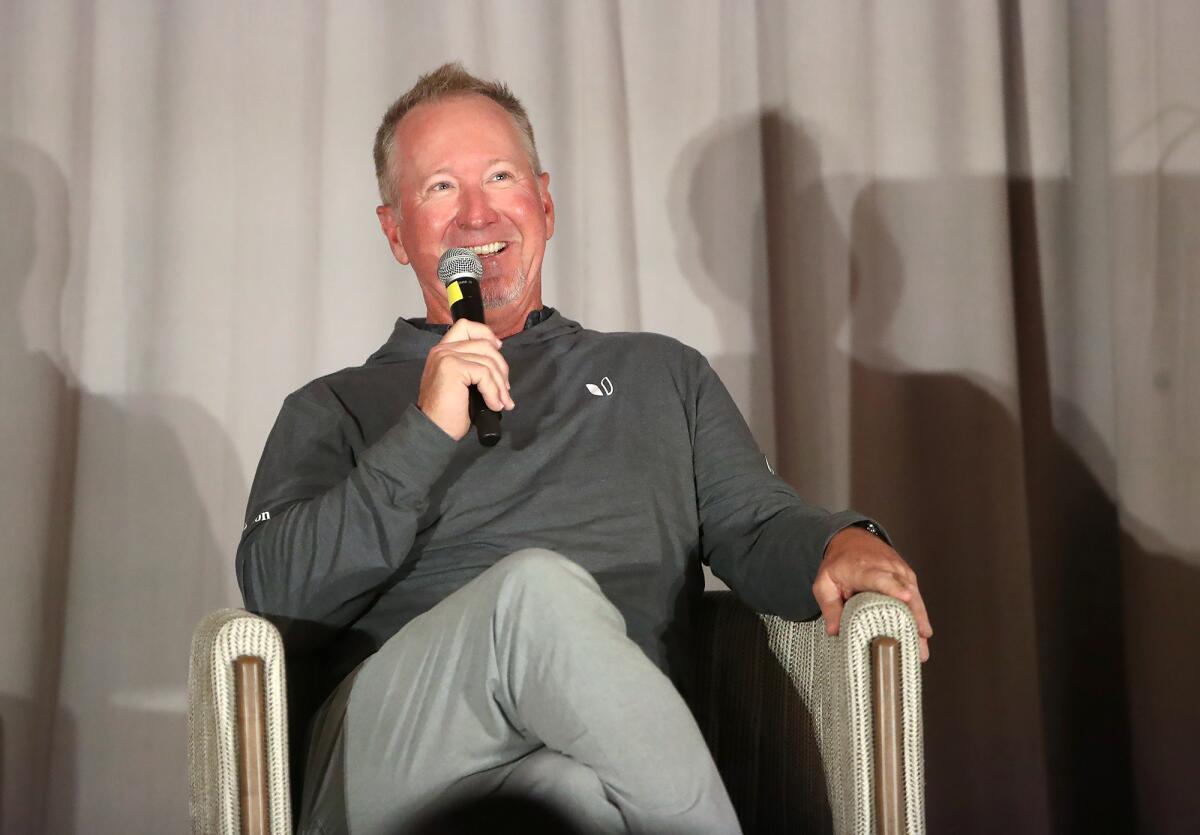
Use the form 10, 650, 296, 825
437, 248, 483, 286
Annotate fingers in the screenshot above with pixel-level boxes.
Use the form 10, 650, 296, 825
417, 322, 514, 440
429, 328, 513, 408
438, 322, 509, 394
905, 585, 933, 663
907, 586, 933, 640
867, 569, 932, 662
817, 529, 933, 662
466, 357, 513, 412
868, 561, 932, 640
869, 570, 914, 603
435, 347, 513, 410
817, 569, 932, 662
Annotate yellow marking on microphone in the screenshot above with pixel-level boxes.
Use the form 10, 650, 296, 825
447, 281, 464, 306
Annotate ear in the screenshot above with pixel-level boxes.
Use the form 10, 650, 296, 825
376, 204, 410, 265
538, 172, 555, 240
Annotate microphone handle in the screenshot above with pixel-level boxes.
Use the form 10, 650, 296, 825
448, 277, 502, 447
468, 386, 502, 447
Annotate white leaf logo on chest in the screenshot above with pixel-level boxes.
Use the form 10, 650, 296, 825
586, 377, 615, 397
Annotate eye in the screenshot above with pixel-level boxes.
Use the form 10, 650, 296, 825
489, 170, 513, 182
428, 181, 453, 193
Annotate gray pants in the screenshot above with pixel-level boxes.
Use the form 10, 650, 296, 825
299, 549, 741, 834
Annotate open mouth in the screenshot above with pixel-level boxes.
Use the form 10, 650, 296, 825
469, 242, 508, 257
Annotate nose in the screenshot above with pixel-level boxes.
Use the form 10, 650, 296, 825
456, 183, 498, 230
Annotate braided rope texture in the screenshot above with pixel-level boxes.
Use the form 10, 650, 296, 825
188, 609, 293, 835
694, 591, 925, 834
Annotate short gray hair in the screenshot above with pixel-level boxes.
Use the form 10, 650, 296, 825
373, 62, 542, 205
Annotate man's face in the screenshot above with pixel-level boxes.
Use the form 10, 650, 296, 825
377, 94, 555, 324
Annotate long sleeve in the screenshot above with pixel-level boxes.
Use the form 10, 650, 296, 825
236, 385, 457, 637
689, 353, 879, 621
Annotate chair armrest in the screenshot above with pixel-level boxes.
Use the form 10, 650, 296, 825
695, 591, 925, 835
188, 608, 293, 835
806, 591, 925, 834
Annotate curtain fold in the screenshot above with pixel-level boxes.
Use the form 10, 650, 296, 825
2, 2, 1196, 832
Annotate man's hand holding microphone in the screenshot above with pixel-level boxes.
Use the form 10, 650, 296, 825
416, 249, 513, 445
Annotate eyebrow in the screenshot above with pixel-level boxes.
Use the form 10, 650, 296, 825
424, 158, 514, 179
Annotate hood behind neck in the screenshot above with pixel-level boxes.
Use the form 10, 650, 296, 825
365, 308, 581, 365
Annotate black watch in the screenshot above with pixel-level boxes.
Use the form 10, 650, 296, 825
860, 521, 883, 539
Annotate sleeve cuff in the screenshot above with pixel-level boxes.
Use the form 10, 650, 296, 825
820, 510, 894, 558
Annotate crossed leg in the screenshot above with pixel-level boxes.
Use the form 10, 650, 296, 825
299, 548, 740, 834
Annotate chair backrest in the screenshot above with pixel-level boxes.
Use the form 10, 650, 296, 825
693, 590, 838, 833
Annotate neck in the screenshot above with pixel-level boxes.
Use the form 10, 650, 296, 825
422, 298, 541, 340
485, 303, 539, 338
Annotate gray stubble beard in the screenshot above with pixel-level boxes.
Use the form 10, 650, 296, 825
481, 265, 528, 310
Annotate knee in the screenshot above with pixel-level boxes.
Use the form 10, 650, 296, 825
490, 548, 593, 594
487, 549, 623, 633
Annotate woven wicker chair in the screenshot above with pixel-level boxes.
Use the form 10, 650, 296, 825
188, 591, 924, 834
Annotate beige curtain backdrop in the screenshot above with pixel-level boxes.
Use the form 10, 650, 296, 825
2, 1, 1197, 832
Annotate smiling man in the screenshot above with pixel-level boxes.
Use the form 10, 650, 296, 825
238, 63, 931, 835
376, 90, 553, 336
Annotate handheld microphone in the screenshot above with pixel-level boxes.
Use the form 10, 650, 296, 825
437, 248, 502, 447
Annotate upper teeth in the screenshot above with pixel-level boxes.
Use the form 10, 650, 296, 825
469, 242, 506, 255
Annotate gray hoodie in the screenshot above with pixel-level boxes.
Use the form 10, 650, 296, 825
238, 310, 872, 713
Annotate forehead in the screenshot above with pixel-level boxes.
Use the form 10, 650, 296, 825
393, 94, 527, 180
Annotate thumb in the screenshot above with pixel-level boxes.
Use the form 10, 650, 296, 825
444, 318, 499, 346
813, 575, 845, 636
